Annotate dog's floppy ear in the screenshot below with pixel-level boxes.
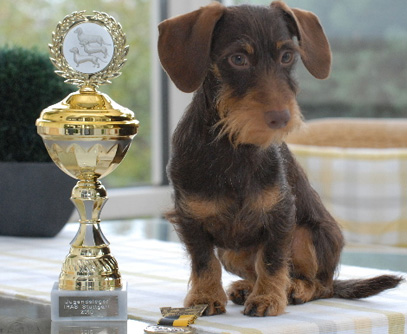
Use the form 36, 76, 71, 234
271, 1, 331, 79
158, 2, 225, 93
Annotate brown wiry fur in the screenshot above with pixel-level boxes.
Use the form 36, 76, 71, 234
227, 279, 254, 305
215, 81, 302, 148
288, 227, 332, 303
158, 1, 403, 317
252, 186, 281, 212
184, 252, 228, 315
245, 250, 291, 316
183, 196, 229, 220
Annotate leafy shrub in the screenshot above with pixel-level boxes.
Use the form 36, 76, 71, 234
0, 46, 74, 162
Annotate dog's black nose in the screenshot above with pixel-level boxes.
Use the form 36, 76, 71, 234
264, 110, 291, 129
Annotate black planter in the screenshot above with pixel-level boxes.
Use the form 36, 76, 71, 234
0, 162, 75, 237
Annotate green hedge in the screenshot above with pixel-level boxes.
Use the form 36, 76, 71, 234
0, 46, 74, 162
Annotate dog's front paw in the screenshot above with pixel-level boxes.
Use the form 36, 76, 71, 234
288, 278, 314, 305
243, 294, 287, 317
184, 290, 227, 316
227, 280, 254, 305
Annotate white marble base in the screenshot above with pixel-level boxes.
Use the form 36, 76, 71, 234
51, 282, 127, 321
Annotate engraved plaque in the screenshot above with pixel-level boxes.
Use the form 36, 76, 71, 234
51, 282, 128, 321
59, 296, 119, 318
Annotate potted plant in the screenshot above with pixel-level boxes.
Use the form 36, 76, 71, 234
0, 46, 75, 237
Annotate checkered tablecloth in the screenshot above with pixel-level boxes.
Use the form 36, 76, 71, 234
290, 144, 407, 247
1, 224, 406, 334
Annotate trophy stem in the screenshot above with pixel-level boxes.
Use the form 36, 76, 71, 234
59, 178, 122, 291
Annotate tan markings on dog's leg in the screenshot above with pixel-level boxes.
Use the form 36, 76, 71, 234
291, 226, 318, 278
252, 186, 281, 212
227, 279, 254, 305
289, 226, 319, 303
289, 279, 315, 304
244, 251, 290, 316
184, 253, 227, 315
289, 278, 333, 304
218, 249, 257, 281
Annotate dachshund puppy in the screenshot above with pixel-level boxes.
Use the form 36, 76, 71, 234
158, 1, 402, 316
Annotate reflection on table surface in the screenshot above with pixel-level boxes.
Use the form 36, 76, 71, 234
98, 218, 407, 272
0, 297, 151, 334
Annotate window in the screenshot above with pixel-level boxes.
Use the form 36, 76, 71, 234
4, 0, 403, 219
0, 0, 212, 218
231, 0, 407, 120
1, 0, 152, 189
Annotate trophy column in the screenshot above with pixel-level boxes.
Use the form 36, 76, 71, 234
36, 12, 138, 322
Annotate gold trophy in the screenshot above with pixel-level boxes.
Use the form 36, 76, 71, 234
36, 11, 138, 321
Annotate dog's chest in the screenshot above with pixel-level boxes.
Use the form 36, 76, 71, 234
205, 216, 266, 249
170, 135, 287, 248
182, 167, 284, 249
197, 188, 282, 249
172, 142, 282, 196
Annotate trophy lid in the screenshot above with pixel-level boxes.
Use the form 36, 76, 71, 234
36, 11, 139, 139
37, 85, 139, 138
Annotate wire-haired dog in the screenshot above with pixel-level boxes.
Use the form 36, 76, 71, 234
158, 1, 402, 316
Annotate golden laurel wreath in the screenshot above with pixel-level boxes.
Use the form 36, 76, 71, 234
49, 11, 129, 87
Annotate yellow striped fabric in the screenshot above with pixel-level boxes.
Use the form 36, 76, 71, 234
1, 224, 406, 334
290, 144, 407, 247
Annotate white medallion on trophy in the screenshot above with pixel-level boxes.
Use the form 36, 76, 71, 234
63, 22, 114, 74
49, 11, 128, 87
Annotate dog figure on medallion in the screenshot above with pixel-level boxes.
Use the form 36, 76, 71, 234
69, 47, 106, 68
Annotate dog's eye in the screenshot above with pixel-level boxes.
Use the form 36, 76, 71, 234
280, 51, 294, 65
228, 54, 250, 69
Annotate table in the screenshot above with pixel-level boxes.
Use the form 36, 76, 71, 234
1, 219, 406, 334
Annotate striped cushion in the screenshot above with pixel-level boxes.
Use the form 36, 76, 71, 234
289, 144, 407, 247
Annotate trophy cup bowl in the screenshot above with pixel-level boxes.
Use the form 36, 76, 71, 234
36, 11, 138, 321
